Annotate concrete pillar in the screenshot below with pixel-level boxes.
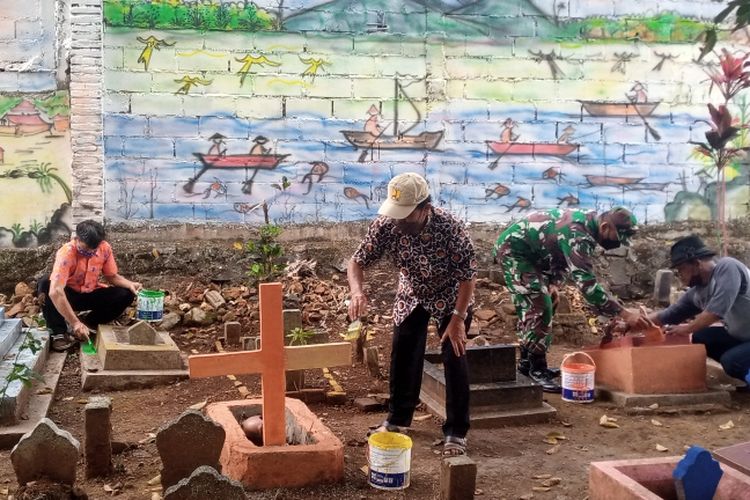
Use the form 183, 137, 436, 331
84, 396, 113, 478
224, 321, 241, 347
441, 455, 477, 500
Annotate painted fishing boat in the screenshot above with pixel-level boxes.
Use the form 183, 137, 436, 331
183, 152, 289, 194
585, 175, 645, 187
341, 78, 444, 157
486, 141, 578, 157
579, 100, 661, 118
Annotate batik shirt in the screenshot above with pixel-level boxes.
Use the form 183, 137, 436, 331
50, 239, 118, 293
493, 208, 622, 315
352, 207, 478, 326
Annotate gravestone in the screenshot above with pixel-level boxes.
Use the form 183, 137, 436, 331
441, 455, 477, 500
80, 324, 187, 391
163, 466, 246, 500
84, 396, 113, 478
224, 322, 241, 347
156, 410, 226, 490
654, 269, 674, 306
674, 446, 723, 500
11, 418, 80, 486
420, 345, 556, 427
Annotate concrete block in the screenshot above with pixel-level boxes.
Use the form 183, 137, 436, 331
426, 345, 516, 384
441, 455, 477, 500
654, 269, 674, 306
206, 398, 344, 489
164, 465, 246, 500
0, 327, 46, 425
584, 337, 707, 394
674, 446, 723, 500
84, 396, 113, 478
224, 322, 241, 347
127, 321, 158, 345
354, 397, 383, 412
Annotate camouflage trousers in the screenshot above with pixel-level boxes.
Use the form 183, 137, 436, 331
496, 242, 554, 356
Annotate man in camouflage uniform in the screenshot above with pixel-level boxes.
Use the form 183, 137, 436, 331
493, 207, 647, 392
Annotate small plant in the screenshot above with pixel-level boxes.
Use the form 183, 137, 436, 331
0, 330, 44, 415
286, 326, 316, 346
245, 224, 285, 283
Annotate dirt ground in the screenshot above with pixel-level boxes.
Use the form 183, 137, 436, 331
1, 261, 750, 500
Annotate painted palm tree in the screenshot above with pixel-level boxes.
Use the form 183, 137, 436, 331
27, 162, 73, 205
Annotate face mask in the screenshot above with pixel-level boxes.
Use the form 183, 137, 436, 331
76, 244, 97, 258
600, 238, 621, 250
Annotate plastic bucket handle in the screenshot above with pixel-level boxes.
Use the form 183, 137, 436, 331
561, 351, 596, 370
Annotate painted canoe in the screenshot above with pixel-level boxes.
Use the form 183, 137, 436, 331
193, 153, 289, 169
486, 141, 578, 157
585, 175, 645, 187
579, 101, 661, 117
341, 130, 444, 150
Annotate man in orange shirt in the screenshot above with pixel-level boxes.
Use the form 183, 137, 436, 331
37, 220, 141, 351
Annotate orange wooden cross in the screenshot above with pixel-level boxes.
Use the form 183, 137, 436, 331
188, 282, 351, 446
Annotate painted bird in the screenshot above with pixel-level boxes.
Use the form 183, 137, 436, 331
343, 186, 370, 209
174, 75, 213, 95
557, 194, 580, 207
542, 167, 565, 182
301, 161, 330, 194
484, 183, 511, 200
504, 196, 531, 213
136, 36, 175, 71
203, 178, 228, 199
300, 56, 329, 82
236, 54, 281, 86
233, 202, 261, 214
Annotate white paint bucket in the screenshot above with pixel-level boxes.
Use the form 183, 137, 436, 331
136, 289, 164, 322
367, 431, 412, 490
561, 351, 596, 403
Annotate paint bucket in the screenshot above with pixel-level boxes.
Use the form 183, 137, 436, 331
136, 289, 165, 322
561, 351, 596, 403
367, 431, 412, 490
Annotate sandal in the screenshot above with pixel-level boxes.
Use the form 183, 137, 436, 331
442, 436, 467, 457
367, 421, 408, 438
50, 333, 77, 353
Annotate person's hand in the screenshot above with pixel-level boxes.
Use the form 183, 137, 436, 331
620, 307, 650, 330
348, 292, 368, 320
72, 321, 90, 343
128, 281, 142, 295
664, 323, 692, 336
440, 316, 467, 357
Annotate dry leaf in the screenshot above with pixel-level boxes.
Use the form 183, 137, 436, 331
546, 445, 560, 455
546, 431, 566, 440
76, 398, 89, 404
651, 419, 663, 427
188, 401, 207, 411
561, 421, 573, 427
600, 421, 620, 429
413, 414, 431, 422
541, 477, 562, 487
62, 396, 74, 401
533, 474, 552, 480
719, 420, 735, 430
655, 444, 668, 452
360, 465, 368, 476
599, 415, 608, 425
474, 489, 484, 496
147, 474, 161, 486
543, 436, 558, 445
533, 486, 552, 492
35, 387, 52, 395
648, 403, 659, 410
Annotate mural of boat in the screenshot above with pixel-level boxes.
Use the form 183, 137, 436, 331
183, 152, 289, 194
340, 78, 444, 159
486, 141, 578, 157
0, 100, 52, 136
579, 100, 661, 118
585, 175, 645, 187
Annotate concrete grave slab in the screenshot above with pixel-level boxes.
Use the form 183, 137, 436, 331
589, 457, 750, 500
420, 345, 557, 427
11, 418, 80, 486
206, 398, 344, 490
163, 465, 246, 500
0, 329, 52, 426
714, 441, 750, 477
80, 324, 188, 391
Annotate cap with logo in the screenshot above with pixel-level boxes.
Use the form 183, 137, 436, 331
378, 173, 430, 219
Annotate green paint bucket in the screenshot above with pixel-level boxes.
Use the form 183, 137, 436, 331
136, 289, 165, 322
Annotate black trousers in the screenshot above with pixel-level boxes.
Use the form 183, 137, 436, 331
37, 275, 135, 335
387, 305, 472, 438
693, 326, 750, 381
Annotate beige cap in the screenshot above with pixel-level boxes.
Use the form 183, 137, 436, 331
378, 173, 430, 219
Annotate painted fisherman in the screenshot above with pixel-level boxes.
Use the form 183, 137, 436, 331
648, 235, 750, 390
493, 207, 649, 392
347, 172, 477, 456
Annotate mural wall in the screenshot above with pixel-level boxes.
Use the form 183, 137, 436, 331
0, 1, 72, 248
101, 0, 750, 225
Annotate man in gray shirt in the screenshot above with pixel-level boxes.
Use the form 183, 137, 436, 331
649, 235, 750, 386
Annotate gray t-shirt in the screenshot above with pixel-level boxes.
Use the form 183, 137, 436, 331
658, 257, 750, 341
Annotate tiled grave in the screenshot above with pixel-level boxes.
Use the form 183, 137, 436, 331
589, 456, 750, 499
0, 307, 65, 449
420, 345, 557, 427
80, 324, 188, 391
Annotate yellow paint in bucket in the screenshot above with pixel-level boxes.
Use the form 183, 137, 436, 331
367, 431, 412, 490
561, 351, 596, 403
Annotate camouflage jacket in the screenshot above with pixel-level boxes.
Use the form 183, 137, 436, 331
493, 208, 622, 316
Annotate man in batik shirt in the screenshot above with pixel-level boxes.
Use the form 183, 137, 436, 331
348, 173, 477, 457
493, 207, 647, 392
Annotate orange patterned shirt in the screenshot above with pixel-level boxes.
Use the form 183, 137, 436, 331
50, 239, 118, 293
